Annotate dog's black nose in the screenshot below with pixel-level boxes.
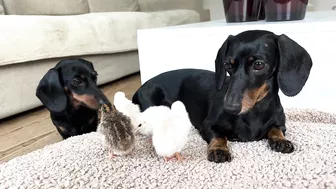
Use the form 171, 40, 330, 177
223, 104, 241, 115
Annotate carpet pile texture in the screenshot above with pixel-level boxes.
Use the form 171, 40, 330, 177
1, 109, 336, 189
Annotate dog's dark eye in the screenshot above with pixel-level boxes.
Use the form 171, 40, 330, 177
224, 62, 232, 70
72, 78, 82, 85
253, 61, 265, 70
138, 124, 142, 127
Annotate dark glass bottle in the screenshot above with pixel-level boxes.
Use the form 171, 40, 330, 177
223, 0, 264, 23
263, 0, 309, 21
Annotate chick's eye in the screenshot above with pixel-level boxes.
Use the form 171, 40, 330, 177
224, 62, 232, 70
253, 61, 265, 70
72, 78, 82, 85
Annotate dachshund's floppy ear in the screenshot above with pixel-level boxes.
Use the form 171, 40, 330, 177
86, 60, 95, 70
277, 34, 313, 97
36, 69, 67, 113
215, 35, 232, 91
80, 58, 95, 71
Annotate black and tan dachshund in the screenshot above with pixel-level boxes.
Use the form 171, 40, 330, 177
36, 58, 111, 139
132, 30, 313, 163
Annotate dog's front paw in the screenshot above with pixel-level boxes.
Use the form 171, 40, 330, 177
269, 139, 294, 153
207, 148, 232, 163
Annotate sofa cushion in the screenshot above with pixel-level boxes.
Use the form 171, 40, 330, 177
0, 10, 200, 66
88, 0, 140, 12
3, 0, 89, 15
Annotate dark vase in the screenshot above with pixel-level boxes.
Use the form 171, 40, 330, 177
263, 0, 309, 21
223, 0, 264, 23
259, 1, 266, 20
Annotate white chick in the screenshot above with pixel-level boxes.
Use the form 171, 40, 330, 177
135, 105, 171, 137
152, 101, 192, 162
113, 91, 142, 130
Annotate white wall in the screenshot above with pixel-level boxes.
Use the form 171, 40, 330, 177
310, 0, 336, 11
203, 0, 336, 21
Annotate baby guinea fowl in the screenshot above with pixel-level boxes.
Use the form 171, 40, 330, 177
97, 104, 135, 158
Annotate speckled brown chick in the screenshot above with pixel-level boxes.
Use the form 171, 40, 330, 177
97, 104, 135, 158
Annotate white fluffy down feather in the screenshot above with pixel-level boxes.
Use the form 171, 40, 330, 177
113, 91, 141, 129
152, 101, 192, 162
135, 105, 171, 136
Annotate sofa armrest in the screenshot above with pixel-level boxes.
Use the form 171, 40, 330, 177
0, 0, 5, 15
0, 5, 4, 15
198, 9, 210, 22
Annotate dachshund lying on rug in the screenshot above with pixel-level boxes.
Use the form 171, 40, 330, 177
132, 30, 313, 163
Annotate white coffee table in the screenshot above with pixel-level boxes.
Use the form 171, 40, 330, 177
137, 11, 336, 113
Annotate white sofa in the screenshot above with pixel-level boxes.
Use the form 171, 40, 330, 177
0, 0, 210, 119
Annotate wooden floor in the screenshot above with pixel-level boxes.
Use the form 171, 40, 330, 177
0, 73, 141, 163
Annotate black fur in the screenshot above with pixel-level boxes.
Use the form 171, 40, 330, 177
36, 58, 111, 139
132, 30, 313, 163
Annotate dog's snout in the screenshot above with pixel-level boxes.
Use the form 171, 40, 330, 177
224, 92, 242, 115
95, 90, 110, 106
223, 103, 241, 115
99, 98, 111, 107
223, 76, 246, 115
99, 99, 105, 105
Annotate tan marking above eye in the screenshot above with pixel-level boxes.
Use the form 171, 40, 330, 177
230, 59, 235, 64
80, 75, 85, 79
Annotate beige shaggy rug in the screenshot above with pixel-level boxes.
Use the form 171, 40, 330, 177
1, 109, 336, 189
